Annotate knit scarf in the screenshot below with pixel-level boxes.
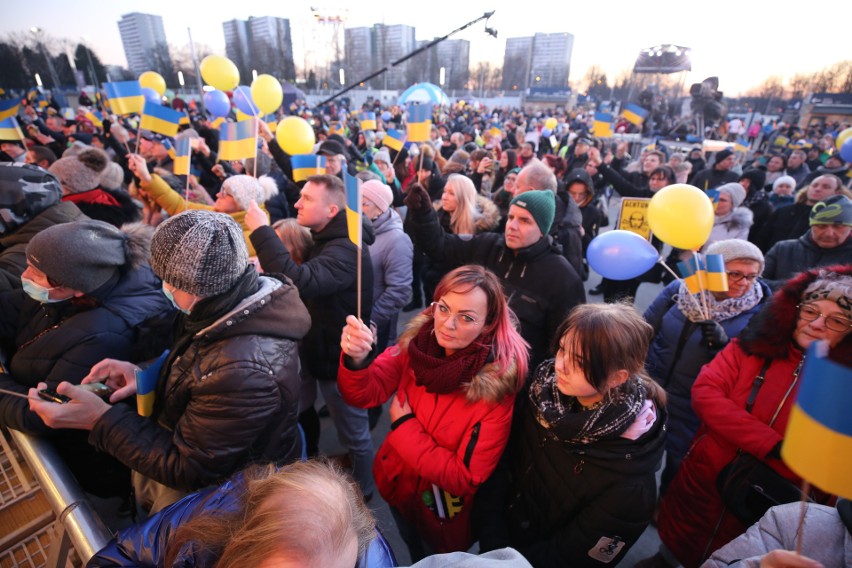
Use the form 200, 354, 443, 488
676, 279, 763, 323
407, 320, 493, 395
528, 360, 647, 445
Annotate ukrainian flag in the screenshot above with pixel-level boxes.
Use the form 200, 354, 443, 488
329, 121, 346, 136
172, 137, 191, 176
0, 99, 20, 121
782, 341, 852, 499
359, 112, 377, 131
677, 255, 704, 295
135, 349, 169, 417
622, 103, 649, 126
592, 112, 614, 138
343, 171, 362, 247
62, 107, 76, 121
0, 117, 24, 141
383, 129, 405, 151
219, 119, 257, 161
704, 254, 728, 292
489, 126, 502, 138
85, 109, 103, 128
211, 116, 226, 130
263, 114, 278, 133
140, 102, 183, 137
292, 154, 326, 182
734, 139, 749, 154
104, 81, 144, 116
406, 103, 432, 142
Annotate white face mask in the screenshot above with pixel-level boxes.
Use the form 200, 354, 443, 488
21, 277, 64, 304
162, 284, 191, 315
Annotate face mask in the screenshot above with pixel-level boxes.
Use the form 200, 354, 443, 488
162, 284, 191, 315
21, 277, 63, 304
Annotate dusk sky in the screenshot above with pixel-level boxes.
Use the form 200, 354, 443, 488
2, 0, 849, 96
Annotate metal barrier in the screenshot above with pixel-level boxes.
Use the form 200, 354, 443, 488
7, 429, 113, 566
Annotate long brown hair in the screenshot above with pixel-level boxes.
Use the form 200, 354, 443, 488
165, 460, 376, 567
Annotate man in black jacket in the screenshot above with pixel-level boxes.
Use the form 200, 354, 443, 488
406, 183, 584, 372
246, 173, 377, 499
690, 148, 740, 190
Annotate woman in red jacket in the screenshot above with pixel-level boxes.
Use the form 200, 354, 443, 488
649, 265, 852, 568
339, 265, 529, 561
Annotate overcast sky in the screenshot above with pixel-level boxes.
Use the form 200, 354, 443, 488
2, 0, 848, 96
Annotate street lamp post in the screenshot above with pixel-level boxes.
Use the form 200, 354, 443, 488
30, 27, 61, 90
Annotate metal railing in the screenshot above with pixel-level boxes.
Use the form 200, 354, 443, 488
7, 429, 113, 566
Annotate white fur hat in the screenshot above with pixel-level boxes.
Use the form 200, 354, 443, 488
221, 175, 278, 211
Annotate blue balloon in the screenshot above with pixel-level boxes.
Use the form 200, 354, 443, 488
204, 89, 231, 118
233, 85, 258, 115
586, 230, 659, 280
840, 138, 852, 163
381, 111, 392, 122
142, 87, 161, 105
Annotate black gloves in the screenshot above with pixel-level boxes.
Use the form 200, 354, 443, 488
697, 320, 729, 350
102, 118, 111, 135
403, 183, 431, 215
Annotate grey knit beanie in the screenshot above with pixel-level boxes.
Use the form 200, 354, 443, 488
26, 220, 149, 294
150, 210, 248, 297
717, 182, 747, 208
373, 148, 391, 165
706, 238, 765, 274
49, 147, 109, 194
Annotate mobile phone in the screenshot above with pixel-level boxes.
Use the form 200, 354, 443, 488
38, 388, 71, 404
79, 382, 115, 400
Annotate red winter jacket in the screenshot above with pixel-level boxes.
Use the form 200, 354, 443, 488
657, 340, 814, 567
338, 314, 520, 550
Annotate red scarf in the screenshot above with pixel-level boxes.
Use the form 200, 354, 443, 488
407, 320, 494, 394
63, 188, 120, 207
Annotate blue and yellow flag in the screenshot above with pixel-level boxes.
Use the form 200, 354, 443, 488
489, 125, 502, 138
329, 121, 346, 136
62, 107, 76, 121
677, 255, 705, 295
592, 112, 614, 138
211, 116, 226, 130
734, 139, 749, 155
359, 112, 376, 131
292, 154, 326, 182
343, 171, 362, 247
85, 109, 103, 128
0, 117, 24, 142
406, 103, 432, 142
782, 341, 852, 499
140, 102, 183, 137
104, 81, 144, 116
0, 99, 20, 121
135, 349, 170, 417
383, 129, 405, 151
219, 119, 257, 161
704, 254, 728, 292
172, 137, 191, 176
622, 103, 649, 126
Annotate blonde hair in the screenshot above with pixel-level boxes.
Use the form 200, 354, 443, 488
272, 218, 312, 264
166, 460, 376, 568
444, 174, 480, 235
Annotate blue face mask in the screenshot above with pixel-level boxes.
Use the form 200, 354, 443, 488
162, 284, 191, 315
21, 277, 64, 304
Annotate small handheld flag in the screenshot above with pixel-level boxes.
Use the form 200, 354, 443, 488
219, 119, 257, 161
329, 121, 346, 136
359, 112, 377, 131
383, 129, 405, 151
344, 172, 362, 248
135, 349, 170, 417
622, 103, 649, 126
140, 102, 183, 137
406, 103, 432, 142
0, 117, 25, 142
592, 112, 614, 138
211, 116, 226, 130
782, 341, 852, 499
172, 137, 191, 176
677, 255, 704, 295
0, 99, 20, 121
61, 107, 76, 121
292, 154, 327, 182
703, 254, 728, 292
85, 109, 103, 128
104, 81, 144, 116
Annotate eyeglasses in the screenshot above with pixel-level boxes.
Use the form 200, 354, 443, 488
727, 271, 760, 284
431, 302, 480, 327
797, 303, 852, 333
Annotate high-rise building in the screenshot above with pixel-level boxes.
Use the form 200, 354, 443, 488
502, 32, 573, 91
435, 39, 469, 90
372, 24, 416, 90
344, 27, 374, 87
223, 16, 296, 83
117, 12, 173, 80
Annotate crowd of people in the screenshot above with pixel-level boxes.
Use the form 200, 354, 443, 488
0, 90, 850, 568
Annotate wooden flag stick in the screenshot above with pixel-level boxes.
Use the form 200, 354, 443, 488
184, 173, 191, 211
796, 480, 810, 555
694, 252, 711, 320
357, 242, 362, 323
390, 133, 409, 168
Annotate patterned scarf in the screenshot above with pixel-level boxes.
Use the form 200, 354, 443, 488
528, 360, 647, 445
407, 319, 494, 395
675, 280, 763, 323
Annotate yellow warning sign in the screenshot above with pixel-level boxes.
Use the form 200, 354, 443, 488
617, 198, 653, 240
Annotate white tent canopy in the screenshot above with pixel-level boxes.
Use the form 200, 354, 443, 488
398, 82, 449, 106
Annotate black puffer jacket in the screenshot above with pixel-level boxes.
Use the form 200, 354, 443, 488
409, 206, 585, 371
88, 275, 311, 492
62, 187, 141, 228
251, 211, 374, 382
476, 371, 667, 568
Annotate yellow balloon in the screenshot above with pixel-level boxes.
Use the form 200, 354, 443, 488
139, 71, 166, 96
545, 117, 557, 130
648, 184, 715, 250
836, 127, 852, 150
276, 116, 316, 155
200, 55, 240, 91
251, 74, 283, 115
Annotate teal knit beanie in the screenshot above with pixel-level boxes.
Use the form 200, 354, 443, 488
510, 190, 556, 235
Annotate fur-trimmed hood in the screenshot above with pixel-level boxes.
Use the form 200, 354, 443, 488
433, 194, 501, 234
715, 206, 754, 230
397, 312, 521, 404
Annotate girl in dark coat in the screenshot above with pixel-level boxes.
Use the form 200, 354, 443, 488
476, 303, 667, 568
